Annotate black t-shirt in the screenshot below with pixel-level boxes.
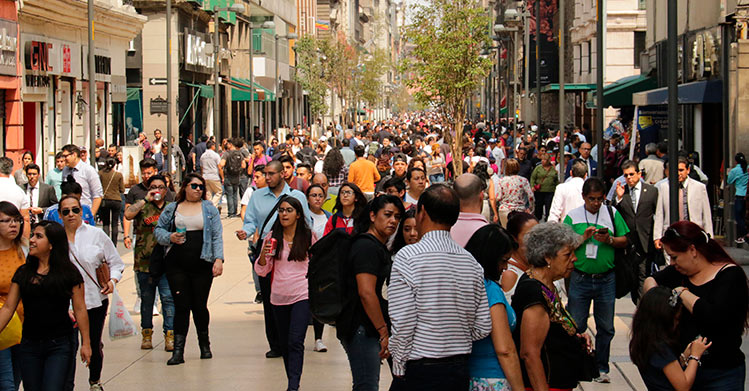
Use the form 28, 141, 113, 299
337, 233, 391, 342
125, 183, 175, 205
511, 274, 581, 389
653, 265, 748, 369
636, 343, 679, 391
12, 264, 83, 340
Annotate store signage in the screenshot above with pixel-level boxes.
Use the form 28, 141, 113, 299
81, 46, 112, 82
150, 95, 168, 115
184, 29, 213, 74
0, 20, 18, 76
21, 34, 81, 95
111, 75, 127, 102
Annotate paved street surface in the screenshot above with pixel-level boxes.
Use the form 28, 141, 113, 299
69, 216, 747, 391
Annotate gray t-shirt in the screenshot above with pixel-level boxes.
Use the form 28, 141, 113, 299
200, 149, 221, 181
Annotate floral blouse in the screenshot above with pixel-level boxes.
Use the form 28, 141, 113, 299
496, 175, 535, 213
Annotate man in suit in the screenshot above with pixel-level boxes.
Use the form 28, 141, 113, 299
654, 156, 713, 247
612, 160, 658, 303
565, 142, 598, 179
23, 163, 57, 224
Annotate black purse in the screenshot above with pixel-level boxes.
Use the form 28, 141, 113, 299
577, 336, 598, 382
149, 209, 176, 280
605, 205, 639, 299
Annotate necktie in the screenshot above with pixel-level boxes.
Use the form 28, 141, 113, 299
679, 183, 689, 221
29, 187, 36, 224
630, 186, 637, 210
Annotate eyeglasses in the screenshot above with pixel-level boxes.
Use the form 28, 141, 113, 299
278, 207, 295, 214
0, 218, 22, 225
149, 185, 166, 191
189, 183, 205, 191
61, 207, 81, 216
61, 153, 71, 158
340, 190, 354, 196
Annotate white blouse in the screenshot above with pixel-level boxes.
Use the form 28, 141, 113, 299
68, 223, 125, 309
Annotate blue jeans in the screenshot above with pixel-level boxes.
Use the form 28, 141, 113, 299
567, 269, 616, 375
225, 182, 240, 216
248, 253, 260, 294
340, 325, 381, 391
136, 271, 175, 332
19, 334, 74, 391
429, 173, 444, 183
272, 300, 310, 391
0, 346, 20, 391
735, 196, 746, 238
693, 362, 745, 391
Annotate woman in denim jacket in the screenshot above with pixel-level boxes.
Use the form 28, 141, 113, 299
154, 173, 223, 366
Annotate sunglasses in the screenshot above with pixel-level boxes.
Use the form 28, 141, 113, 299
61, 207, 81, 216
189, 183, 205, 191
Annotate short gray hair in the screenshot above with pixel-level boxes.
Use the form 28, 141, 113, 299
571, 159, 588, 178
645, 143, 657, 155
524, 222, 581, 267
0, 157, 12, 175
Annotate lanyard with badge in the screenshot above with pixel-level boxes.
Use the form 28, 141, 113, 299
584, 209, 600, 259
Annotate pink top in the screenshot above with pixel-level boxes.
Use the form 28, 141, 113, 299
254, 233, 317, 306
449, 212, 489, 247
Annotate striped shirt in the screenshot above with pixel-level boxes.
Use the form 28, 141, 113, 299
388, 230, 492, 376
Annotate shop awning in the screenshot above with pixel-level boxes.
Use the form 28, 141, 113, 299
632, 79, 722, 106
227, 77, 275, 101
183, 82, 214, 99
126, 87, 141, 101
541, 83, 595, 93
204, 0, 238, 25
589, 75, 657, 107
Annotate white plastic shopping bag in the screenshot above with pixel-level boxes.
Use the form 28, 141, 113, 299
109, 286, 138, 340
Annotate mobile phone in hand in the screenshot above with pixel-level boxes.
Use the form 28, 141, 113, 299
597, 228, 608, 234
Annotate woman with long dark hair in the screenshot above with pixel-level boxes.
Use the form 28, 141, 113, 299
322, 148, 348, 195
630, 286, 712, 390
644, 221, 749, 390
323, 182, 367, 235
465, 224, 524, 391
0, 221, 91, 391
60, 195, 124, 390
13, 151, 33, 186
390, 208, 418, 254
0, 202, 27, 389
98, 157, 125, 243
337, 195, 404, 390
500, 212, 538, 303
256, 196, 315, 391
727, 152, 748, 243
154, 173, 224, 366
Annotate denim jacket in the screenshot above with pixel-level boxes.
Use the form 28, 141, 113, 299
154, 200, 224, 262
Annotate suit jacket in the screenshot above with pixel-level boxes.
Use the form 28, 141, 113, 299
564, 158, 598, 179
612, 182, 658, 255
653, 177, 713, 240
23, 182, 58, 209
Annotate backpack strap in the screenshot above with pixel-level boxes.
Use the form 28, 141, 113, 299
258, 197, 287, 238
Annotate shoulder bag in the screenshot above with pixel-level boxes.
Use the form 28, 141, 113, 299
71, 249, 109, 290
149, 205, 176, 279
250, 197, 288, 256
605, 205, 638, 299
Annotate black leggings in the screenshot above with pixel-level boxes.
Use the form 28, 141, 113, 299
98, 199, 121, 244
86, 300, 108, 384
313, 319, 324, 340
166, 254, 214, 336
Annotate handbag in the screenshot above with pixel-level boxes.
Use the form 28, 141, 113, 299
533, 166, 553, 192
605, 205, 639, 299
0, 304, 21, 350
577, 337, 598, 382
71, 250, 108, 290
250, 197, 287, 256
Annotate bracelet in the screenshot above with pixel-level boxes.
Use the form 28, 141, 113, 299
687, 355, 702, 366
124, 236, 131, 240
378, 335, 389, 344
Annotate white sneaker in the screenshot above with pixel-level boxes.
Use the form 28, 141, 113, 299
593, 373, 611, 383
133, 298, 141, 314
313, 339, 327, 352
90, 382, 104, 391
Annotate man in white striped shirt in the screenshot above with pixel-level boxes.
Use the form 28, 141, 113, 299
388, 184, 492, 389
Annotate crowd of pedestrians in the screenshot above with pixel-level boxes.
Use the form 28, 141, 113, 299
0, 114, 746, 391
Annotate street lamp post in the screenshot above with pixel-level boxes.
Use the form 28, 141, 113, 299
212, 3, 245, 142
166, 0, 172, 175
87, 0, 96, 168
274, 32, 298, 141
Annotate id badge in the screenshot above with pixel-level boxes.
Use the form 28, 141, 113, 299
585, 242, 598, 259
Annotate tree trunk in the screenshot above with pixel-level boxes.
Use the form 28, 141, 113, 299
452, 103, 465, 177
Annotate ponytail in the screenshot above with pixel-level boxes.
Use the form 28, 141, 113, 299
737, 152, 748, 174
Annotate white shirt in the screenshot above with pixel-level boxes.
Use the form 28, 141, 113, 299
547, 176, 585, 222
616, 181, 642, 210
68, 223, 125, 309
310, 212, 327, 239
240, 187, 255, 207
62, 160, 103, 208
0, 176, 30, 210
26, 183, 39, 208
200, 149, 222, 181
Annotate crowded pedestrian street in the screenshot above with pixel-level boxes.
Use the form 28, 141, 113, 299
58, 214, 747, 391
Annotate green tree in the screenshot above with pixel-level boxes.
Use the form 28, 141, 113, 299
401, 0, 492, 175
294, 36, 329, 121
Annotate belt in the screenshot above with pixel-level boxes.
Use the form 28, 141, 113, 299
575, 269, 614, 279
408, 354, 470, 365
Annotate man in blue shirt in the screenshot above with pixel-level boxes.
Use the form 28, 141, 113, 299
45, 152, 66, 200
235, 160, 310, 359
44, 180, 96, 225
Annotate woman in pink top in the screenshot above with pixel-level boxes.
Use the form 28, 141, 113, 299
255, 196, 316, 391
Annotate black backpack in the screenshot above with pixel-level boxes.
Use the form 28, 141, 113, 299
224, 150, 243, 177
296, 148, 318, 167
307, 225, 353, 325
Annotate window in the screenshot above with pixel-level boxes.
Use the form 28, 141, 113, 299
634, 31, 646, 69
638, 0, 647, 10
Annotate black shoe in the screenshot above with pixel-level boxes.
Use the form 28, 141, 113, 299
167, 334, 186, 365
254, 293, 263, 304
197, 331, 212, 359
265, 349, 282, 358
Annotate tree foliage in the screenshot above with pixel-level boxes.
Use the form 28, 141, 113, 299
294, 36, 329, 119
401, 0, 492, 175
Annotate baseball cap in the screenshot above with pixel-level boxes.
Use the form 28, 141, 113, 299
319, 136, 328, 142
